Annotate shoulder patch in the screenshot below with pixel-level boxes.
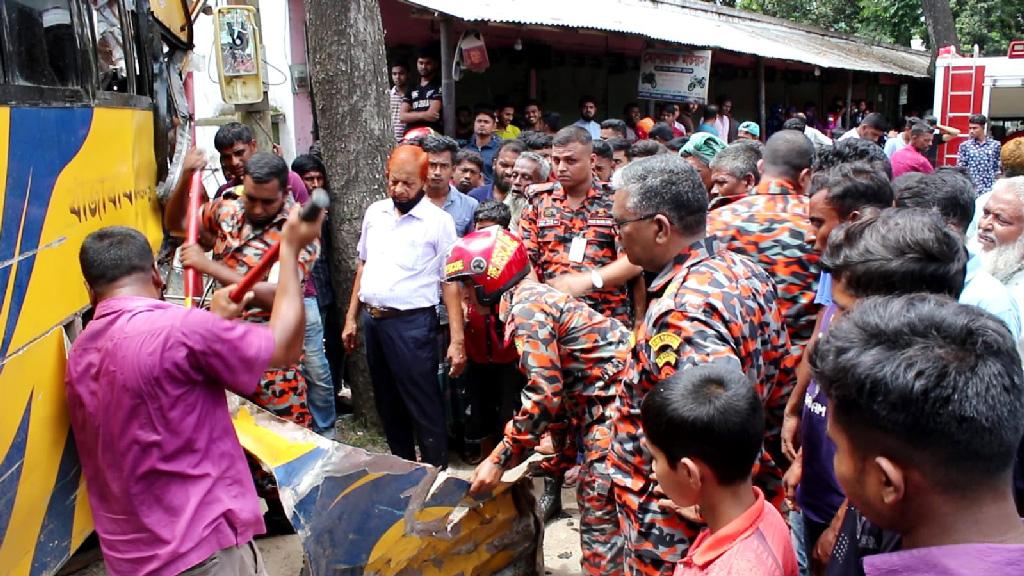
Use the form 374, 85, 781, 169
526, 181, 558, 199
655, 350, 678, 369
649, 331, 682, 352
221, 184, 245, 200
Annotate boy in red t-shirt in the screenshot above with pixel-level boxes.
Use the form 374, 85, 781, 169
463, 201, 526, 462
642, 362, 798, 576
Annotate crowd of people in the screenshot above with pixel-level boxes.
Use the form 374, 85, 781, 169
60, 48, 1024, 576
416, 113, 1023, 576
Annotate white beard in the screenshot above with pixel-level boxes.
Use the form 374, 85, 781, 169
981, 235, 1024, 284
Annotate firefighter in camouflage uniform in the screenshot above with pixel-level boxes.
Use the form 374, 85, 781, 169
517, 125, 644, 518
448, 226, 630, 575
608, 154, 796, 576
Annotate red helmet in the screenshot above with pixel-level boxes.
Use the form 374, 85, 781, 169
401, 126, 436, 144
444, 226, 530, 306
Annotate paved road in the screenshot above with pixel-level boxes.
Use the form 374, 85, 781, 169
541, 482, 585, 575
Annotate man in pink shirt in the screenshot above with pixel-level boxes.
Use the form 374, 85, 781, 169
65, 206, 321, 575
890, 123, 934, 179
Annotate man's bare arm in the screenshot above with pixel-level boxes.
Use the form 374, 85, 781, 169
399, 100, 441, 123
936, 123, 961, 141
546, 255, 643, 297
268, 206, 324, 366
596, 256, 644, 289
164, 148, 207, 236
442, 281, 466, 377
341, 261, 365, 352
781, 307, 825, 461
179, 245, 284, 310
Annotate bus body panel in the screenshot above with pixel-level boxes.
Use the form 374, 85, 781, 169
0, 104, 161, 576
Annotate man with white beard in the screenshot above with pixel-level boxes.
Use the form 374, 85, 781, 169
506, 152, 550, 233
895, 170, 1020, 339
979, 178, 1024, 312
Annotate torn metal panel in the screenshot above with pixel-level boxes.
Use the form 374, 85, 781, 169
230, 398, 544, 575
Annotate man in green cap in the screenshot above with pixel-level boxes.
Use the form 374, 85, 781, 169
680, 132, 728, 193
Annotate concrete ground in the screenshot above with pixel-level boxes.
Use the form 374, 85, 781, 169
540, 484, 584, 576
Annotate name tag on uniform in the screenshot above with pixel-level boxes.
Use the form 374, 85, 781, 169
538, 218, 559, 227
587, 217, 615, 227
569, 236, 587, 263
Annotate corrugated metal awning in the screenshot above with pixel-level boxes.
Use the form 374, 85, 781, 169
400, 0, 931, 78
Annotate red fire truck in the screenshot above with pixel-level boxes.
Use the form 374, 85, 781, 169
932, 40, 1024, 166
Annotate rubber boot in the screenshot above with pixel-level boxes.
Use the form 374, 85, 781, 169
538, 475, 563, 523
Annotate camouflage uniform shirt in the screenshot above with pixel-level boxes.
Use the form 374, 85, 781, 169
519, 182, 632, 325
492, 280, 633, 471
609, 237, 796, 570
706, 177, 818, 351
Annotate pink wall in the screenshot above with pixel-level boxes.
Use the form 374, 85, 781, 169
288, 0, 316, 154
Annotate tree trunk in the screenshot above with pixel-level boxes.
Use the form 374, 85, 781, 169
303, 0, 393, 428
922, 0, 960, 52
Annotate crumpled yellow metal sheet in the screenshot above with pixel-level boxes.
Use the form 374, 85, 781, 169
231, 398, 543, 575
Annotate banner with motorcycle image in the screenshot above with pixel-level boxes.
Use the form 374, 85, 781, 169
637, 49, 712, 103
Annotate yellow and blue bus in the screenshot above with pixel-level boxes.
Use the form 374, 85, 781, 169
0, 3, 543, 574
0, 1, 193, 573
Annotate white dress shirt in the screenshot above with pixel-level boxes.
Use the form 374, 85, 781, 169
357, 197, 457, 310
714, 115, 731, 142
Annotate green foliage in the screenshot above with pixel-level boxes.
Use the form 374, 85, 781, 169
952, 0, 1024, 56
734, 0, 836, 29
730, 0, 1022, 56
858, 0, 924, 46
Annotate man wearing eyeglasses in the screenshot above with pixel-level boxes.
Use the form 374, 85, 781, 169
608, 154, 796, 576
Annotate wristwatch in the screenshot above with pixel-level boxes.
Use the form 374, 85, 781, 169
591, 269, 604, 290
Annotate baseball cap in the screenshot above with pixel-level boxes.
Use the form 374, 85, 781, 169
680, 132, 727, 165
738, 121, 760, 138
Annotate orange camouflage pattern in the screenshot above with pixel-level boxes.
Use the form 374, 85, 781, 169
203, 196, 320, 428
493, 280, 632, 574
608, 237, 796, 576
519, 182, 633, 326
705, 177, 819, 352
578, 458, 624, 575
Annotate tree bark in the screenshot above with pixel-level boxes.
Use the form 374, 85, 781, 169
922, 0, 960, 52
303, 0, 393, 428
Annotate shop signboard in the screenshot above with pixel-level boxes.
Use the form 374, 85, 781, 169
638, 49, 713, 103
